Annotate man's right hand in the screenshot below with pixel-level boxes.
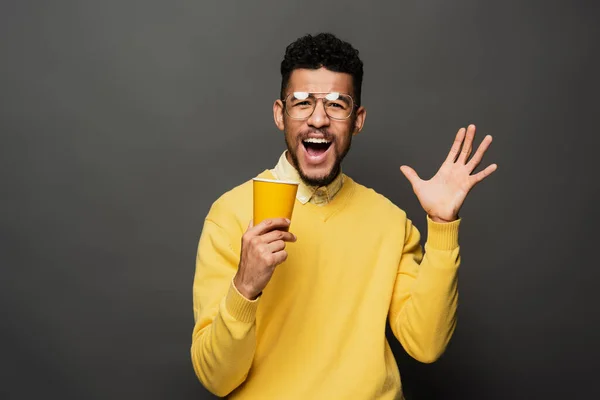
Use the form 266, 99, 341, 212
233, 218, 297, 300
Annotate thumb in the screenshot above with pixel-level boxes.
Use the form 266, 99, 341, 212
400, 165, 421, 186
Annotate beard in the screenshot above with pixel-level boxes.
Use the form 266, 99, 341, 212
285, 128, 353, 187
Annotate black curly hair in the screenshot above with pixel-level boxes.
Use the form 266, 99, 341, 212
280, 33, 364, 107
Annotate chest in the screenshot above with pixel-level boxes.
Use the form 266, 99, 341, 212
275, 215, 404, 295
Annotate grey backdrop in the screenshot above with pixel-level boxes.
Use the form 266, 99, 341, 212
1, 0, 599, 399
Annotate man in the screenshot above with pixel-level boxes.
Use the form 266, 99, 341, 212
191, 33, 497, 399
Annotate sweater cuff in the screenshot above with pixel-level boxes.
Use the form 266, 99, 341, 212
426, 215, 461, 250
225, 279, 260, 323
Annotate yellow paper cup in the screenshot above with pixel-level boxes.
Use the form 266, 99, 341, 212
253, 178, 299, 228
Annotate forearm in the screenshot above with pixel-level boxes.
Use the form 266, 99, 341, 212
392, 245, 460, 363
191, 281, 259, 396
390, 216, 461, 363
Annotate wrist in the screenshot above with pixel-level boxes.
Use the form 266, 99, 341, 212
233, 274, 260, 300
428, 214, 458, 223
226, 279, 260, 323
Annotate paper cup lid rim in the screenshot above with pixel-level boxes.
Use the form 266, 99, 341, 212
253, 177, 299, 185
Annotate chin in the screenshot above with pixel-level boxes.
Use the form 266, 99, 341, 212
300, 164, 332, 179
298, 164, 339, 187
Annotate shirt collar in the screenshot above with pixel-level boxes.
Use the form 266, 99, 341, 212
270, 151, 344, 205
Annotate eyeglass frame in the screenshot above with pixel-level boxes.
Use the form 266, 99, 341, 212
281, 91, 358, 121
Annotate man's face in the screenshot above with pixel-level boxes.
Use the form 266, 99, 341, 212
273, 68, 366, 187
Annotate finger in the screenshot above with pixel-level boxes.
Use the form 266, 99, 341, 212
271, 249, 288, 266
469, 163, 498, 187
399, 165, 421, 187
457, 124, 476, 164
466, 135, 493, 172
267, 239, 286, 253
445, 127, 466, 163
261, 229, 297, 243
250, 218, 291, 236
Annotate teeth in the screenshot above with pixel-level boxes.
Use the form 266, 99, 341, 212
304, 138, 330, 144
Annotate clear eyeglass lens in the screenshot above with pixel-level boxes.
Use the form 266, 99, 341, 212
285, 92, 353, 119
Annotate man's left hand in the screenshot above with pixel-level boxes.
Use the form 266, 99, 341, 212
399, 124, 498, 223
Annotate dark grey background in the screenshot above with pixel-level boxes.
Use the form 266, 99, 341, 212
1, 0, 599, 399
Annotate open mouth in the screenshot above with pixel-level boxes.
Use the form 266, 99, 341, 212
302, 138, 332, 157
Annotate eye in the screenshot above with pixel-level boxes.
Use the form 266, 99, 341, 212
292, 100, 313, 107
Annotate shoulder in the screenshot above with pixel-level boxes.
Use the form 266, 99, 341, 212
206, 169, 271, 231
344, 175, 408, 221
212, 178, 253, 212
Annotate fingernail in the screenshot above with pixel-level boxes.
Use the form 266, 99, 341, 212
285, 218, 291, 224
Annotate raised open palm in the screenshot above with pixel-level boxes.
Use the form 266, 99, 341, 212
400, 124, 498, 223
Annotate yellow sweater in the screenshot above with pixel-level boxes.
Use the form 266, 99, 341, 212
191, 169, 461, 399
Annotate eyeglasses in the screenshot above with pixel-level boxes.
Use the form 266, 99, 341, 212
282, 92, 356, 120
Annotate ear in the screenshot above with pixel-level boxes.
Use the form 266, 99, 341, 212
273, 99, 285, 131
352, 106, 366, 136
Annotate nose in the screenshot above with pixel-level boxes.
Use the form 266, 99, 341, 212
307, 98, 330, 128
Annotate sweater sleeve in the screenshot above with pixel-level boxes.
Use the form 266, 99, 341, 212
190, 217, 258, 397
388, 215, 461, 364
